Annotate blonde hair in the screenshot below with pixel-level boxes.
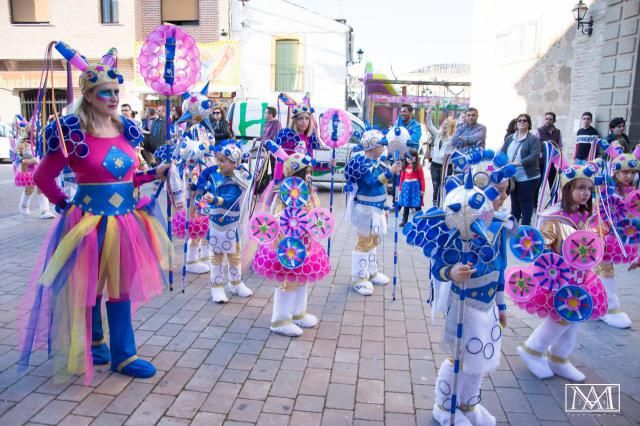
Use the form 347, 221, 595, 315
289, 112, 314, 137
443, 117, 457, 138
74, 89, 123, 135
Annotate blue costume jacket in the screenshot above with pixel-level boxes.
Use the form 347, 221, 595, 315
396, 117, 421, 150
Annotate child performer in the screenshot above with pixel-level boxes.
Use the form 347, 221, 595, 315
398, 147, 425, 226
196, 143, 252, 303
13, 131, 55, 219
344, 130, 402, 296
253, 152, 330, 337
518, 163, 601, 381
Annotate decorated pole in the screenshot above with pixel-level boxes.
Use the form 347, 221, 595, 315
138, 24, 200, 292
319, 109, 352, 257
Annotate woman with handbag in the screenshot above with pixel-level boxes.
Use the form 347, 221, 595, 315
500, 113, 541, 226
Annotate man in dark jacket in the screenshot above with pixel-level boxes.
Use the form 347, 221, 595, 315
575, 112, 600, 163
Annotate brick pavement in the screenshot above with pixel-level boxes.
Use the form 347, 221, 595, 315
0, 164, 638, 425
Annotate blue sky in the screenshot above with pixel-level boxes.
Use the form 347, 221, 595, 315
289, 0, 473, 75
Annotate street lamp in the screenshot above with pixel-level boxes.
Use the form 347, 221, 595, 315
220, 29, 228, 37
572, 1, 593, 37
356, 48, 364, 64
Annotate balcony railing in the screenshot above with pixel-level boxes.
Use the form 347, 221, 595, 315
272, 64, 304, 92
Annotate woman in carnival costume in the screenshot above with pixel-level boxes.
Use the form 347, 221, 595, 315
344, 130, 402, 296
196, 142, 253, 303
516, 162, 608, 381
404, 149, 517, 425
19, 45, 171, 382
252, 152, 331, 337
594, 148, 640, 328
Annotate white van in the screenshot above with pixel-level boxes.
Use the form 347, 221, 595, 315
226, 101, 365, 184
0, 123, 13, 161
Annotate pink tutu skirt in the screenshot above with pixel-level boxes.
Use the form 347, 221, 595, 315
253, 238, 330, 284
15, 170, 35, 187
172, 209, 209, 239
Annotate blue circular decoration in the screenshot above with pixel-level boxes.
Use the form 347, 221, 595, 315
406, 229, 417, 245
533, 253, 571, 291
279, 207, 309, 238
277, 237, 307, 269
74, 142, 89, 158
442, 248, 461, 266
553, 285, 594, 322
280, 177, 310, 208
423, 242, 437, 257
478, 245, 496, 262
510, 226, 545, 262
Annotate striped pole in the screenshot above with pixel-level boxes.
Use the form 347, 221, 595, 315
392, 151, 400, 301
327, 147, 337, 257
165, 96, 174, 291
449, 240, 470, 425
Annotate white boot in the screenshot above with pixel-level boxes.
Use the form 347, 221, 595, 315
352, 251, 373, 296
227, 263, 253, 298
186, 240, 210, 274
270, 288, 303, 337
600, 276, 632, 329
433, 360, 472, 426
38, 193, 55, 219
19, 191, 32, 216
292, 285, 318, 328
517, 317, 565, 379
368, 248, 390, 285
210, 264, 229, 303
199, 243, 211, 265
547, 324, 585, 382
458, 371, 495, 426
464, 404, 496, 426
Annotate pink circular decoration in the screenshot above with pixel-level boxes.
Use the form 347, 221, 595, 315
172, 209, 209, 239
505, 267, 536, 302
249, 213, 279, 243
625, 190, 640, 217
14, 170, 35, 187
308, 208, 334, 240
561, 231, 603, 270
138, 25, 201, 95
532, 252, 571, 292
252, 239, 330, 285
319, 108, 352, 148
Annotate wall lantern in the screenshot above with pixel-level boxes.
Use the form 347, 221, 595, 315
572, 1, 593, 36
356, 48, 364, 64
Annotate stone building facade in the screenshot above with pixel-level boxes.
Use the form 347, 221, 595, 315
471, 0, 640, 157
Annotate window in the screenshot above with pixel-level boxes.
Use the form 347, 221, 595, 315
10, 0, 49, 24
275, 39, 302, 92
101, 0, 119, 24
162, 0, 199, 25
20, 89, 67, 121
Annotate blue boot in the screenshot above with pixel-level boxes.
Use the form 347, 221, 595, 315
105, 300, 156, 378
91, 297, 110, 365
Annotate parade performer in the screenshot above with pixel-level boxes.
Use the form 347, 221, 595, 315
404, 149, 517, 425
344, 130, 402, 296
251, 152, 331, 336
398, 148, 425, 227
196, 142, 252, 303
19, 45, 171, 382
516, 162, 608, 382
594, 149, 640, 328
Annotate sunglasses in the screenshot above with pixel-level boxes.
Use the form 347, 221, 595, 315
213, 111, 221, 115
517, 119, 528, 123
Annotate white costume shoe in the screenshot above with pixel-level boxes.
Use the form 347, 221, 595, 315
228, 282, 253, 298
368, 248, 390, 285
517, 346, 554, 379
186, 240, 210, 274
19, 192, 32, 216
352, 250, 373, 296
210, 264, 228, 303
432, 404, 472, 426
464, 404, 496, 426
292, 286, 318, 328
38, 194, 55, 219
548, 356, 586, 382
602, 311, 632, 329
270, 288, 303, 337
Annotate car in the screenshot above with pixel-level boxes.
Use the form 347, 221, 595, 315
0, 123, 13, 162
227, 101, 365, 184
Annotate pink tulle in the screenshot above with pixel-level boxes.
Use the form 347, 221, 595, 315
253, 238, 330, 284
513, 270, 608, 321
172, 209, 209, 239
15, 170, 35, 187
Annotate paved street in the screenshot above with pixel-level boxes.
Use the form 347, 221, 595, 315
0, 162, 638, 426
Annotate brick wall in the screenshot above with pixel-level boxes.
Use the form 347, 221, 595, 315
596, 0, 640, 142
139, 0, 222, 43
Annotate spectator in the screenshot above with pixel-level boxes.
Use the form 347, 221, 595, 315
141, 107, 165, 165
211, 106, 233, 142
121, 103, 133, 120
607, 117, 633, 153
451, 107, 487, 153
141, 107, 156, 134
575, 112, 600, 164
396, 104, 421, 150
427, 107, 456, 205
534, 112, 562, 204
504, 118, 517, 144
500, 113, 541, 226
261, 106, 282, 141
